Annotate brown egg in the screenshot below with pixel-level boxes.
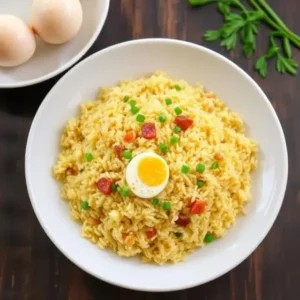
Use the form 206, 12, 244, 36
0, 14, 36, 67
31, 0, 83, 45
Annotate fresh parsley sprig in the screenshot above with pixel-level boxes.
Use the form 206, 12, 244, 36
255, 33, 299, 77
189, 0, 300, 77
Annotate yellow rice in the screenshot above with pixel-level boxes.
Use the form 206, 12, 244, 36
53, 71, 258, 264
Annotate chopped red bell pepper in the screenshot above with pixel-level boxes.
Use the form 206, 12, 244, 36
146, 228, 157, 239
190, 199, 206, 214
124, 130, 137, 143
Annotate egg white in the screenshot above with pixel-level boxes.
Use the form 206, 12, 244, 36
125, 152, 169, 199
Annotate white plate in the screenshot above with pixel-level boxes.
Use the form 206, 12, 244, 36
0, 0, 110, 88
25, 39, 288, 292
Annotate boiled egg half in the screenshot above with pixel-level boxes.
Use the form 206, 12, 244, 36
126, 152, 169, 199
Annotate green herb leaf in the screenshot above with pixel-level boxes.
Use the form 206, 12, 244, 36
248, 21, 259, 35
221, 15, 245, 38
220, 33, 237, 51
243, 43, 255, 57
276, 55, 298, 76
204, 30, 221, 41
188, 0, 216, 6
283, 36, 292, 58
221, 24, 238, 39
241, 23, 255, 45
217, 2, 230, 16
276, 56, 284, 73
247, 10, 264, 23
255, 56, 268, 77
241, 22, 257, 57
266, 45, 280, 58
224, 13, 244, 23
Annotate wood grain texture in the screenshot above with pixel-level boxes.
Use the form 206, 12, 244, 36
1, 0, 300, 299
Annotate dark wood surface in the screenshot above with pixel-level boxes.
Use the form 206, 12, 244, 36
1, 0, 300, 299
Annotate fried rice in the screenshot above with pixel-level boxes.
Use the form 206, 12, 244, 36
52, 71, 258, 264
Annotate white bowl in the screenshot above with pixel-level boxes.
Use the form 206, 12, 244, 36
0, 0, 110, 88
25, 39, 288, 292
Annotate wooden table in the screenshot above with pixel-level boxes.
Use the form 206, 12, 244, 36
1, 0, 300, 299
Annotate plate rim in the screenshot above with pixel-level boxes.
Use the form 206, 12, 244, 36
25, 38, 288, 292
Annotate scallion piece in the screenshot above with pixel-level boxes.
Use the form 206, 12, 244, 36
174, 84, 181, 91
129, 99, 136, 107
85, 152, 93, 162
159, 143, 168, 154
204, 233, 215, 243
196, 163, 205, 172
170, 136, 179, 144
112, 183, 118, 192
197, 180, 205, 188
158, 114, 167, 123
123, 150, 132, 159
211, 161, 219, 170
81, 201, 89, 210
130, 106, 140, 115
152, 198, 160, 206
174, 232, 183, 238
165, 98, 172, 105
136, 114, 145, 123
119, 186, 130, 197
174, 107, 183, 115
181, 164, 190, 174
162, 201, 171, 211
173, 126, 181, 133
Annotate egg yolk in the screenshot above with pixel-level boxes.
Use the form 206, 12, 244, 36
137, 157, 167, 187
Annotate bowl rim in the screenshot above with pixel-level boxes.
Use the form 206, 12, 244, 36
0, 0, 110, 89
25, 38, 288, 292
